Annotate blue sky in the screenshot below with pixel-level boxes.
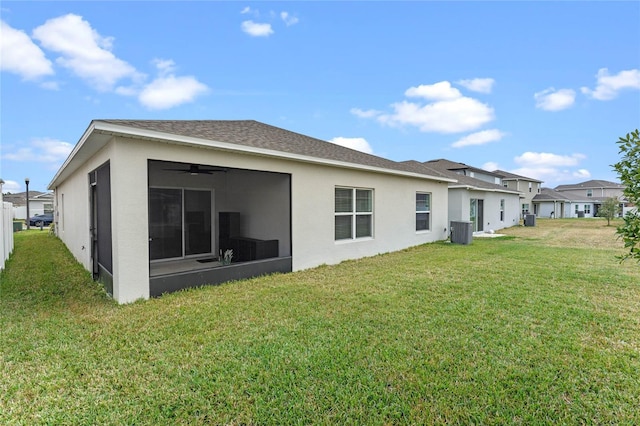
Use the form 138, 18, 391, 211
1, 1, 639, 193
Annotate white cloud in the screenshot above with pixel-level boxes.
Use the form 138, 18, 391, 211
139, 74, 209, 110
329, 137, 373, 154
0, 180, 22, 193
280, 12, 299, 26
240, 6, 252, 14
573, 169, 591, 179
241, 20, 274, 37
0, 20, 54, 80
451, 129, 505, 148
153, 58, 177, 76
378, 97, 495, 133
514, 152, 585, 167
357, 80, 496, 134
3, 137, 73, 165
405, 81, 462, 101
457, 78, 495, 94
350, 107, 381, 118
32, 14, 140, 91
534, 88, 576, 111
581, 68, 640, 100
509, 151, 589, 184
482, 161, 500, 171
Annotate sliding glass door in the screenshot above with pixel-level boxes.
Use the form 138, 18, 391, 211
149, 188, 212, 261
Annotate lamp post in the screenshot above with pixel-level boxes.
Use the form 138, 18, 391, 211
25, 177, 30, 230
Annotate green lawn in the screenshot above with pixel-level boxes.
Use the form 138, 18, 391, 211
1, 219, 639, 424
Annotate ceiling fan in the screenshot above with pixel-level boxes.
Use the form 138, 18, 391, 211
164, 164, 228, 175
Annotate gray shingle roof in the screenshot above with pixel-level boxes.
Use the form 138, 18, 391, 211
532, 188, 571, 201
493, 169, 543, 183
554, 179, 624, 191
424, 158, 504, 177
402, 160, 519, 193
98, 119, 442, 178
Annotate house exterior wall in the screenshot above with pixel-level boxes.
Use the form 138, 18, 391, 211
567, 201, 597, 218
556, 188, 624, 202
55, 135, 450, 303
503, 179, 540, 217
13, 199, 52, 219
536, 201, 567, 218
447, 188, 519, 233
54, 143, 114, 273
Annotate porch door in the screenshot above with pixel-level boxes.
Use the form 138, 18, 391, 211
149, 188, 212, 261
89, 163, 113, 293
470, 199, 484, 232
149, 188, 183, 260
477, 200, 484, 232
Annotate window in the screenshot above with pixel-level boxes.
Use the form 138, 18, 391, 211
500, 199, 505, 221
575, 204, 579, 213
522, 203, 530, 214
587, 189, 593, 197
503, 182, 508, 188
584, 204, 591, 214
528, 182, 532, 192
416, 193, 430, 231
335, 187, 373, 240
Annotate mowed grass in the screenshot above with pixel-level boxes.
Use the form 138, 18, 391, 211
1, 219, 639, 424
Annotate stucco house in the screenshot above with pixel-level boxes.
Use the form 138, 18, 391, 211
4, 191, 54, 220
415, 159, 522, 233
533, 180, 627, 218
532, 188, 572, 218
493, 170, 543, 218
554, 180, 626, 217
48, 120, 455, 303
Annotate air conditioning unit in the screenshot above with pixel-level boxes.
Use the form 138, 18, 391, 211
450, 221, 473, 244
524, 214, 536, 226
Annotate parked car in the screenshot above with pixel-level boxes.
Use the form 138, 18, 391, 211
28, 213, 54, 226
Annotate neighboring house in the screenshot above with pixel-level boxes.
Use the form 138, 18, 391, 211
418, 159, 522, 233
48, 119, 455, 303
3, 191, 54, 220
533, 180, 627, 218
493, 170, 543, 218
532, 188, 572, 218
554, 180, 626, 217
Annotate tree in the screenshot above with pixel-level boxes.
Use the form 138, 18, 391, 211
612, 129, 640, 262
598, 197, 620, 226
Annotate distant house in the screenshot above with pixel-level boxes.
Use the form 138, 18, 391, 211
554, 180, 626, 217
532, 188, 572, 218
48, 120, 455, 303
533, 180, 627, 218
417, 159, 522, 233
3, 191, 54, 220
493, 170, 543, 218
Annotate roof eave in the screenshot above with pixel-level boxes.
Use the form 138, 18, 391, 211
49, 121, 457, 188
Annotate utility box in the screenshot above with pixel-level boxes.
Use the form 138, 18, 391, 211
577, 211, 585, 218
524, 214, 536, 227
450, 221, 473, 245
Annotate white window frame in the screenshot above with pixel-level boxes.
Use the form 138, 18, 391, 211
584, 204, 591, 214
416, 192, 431, 232
335, 187, 373, 241
500, 199, 505, 221
587, 189, 593, 197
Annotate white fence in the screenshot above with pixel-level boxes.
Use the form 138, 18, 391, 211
1, 201, 15, 271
